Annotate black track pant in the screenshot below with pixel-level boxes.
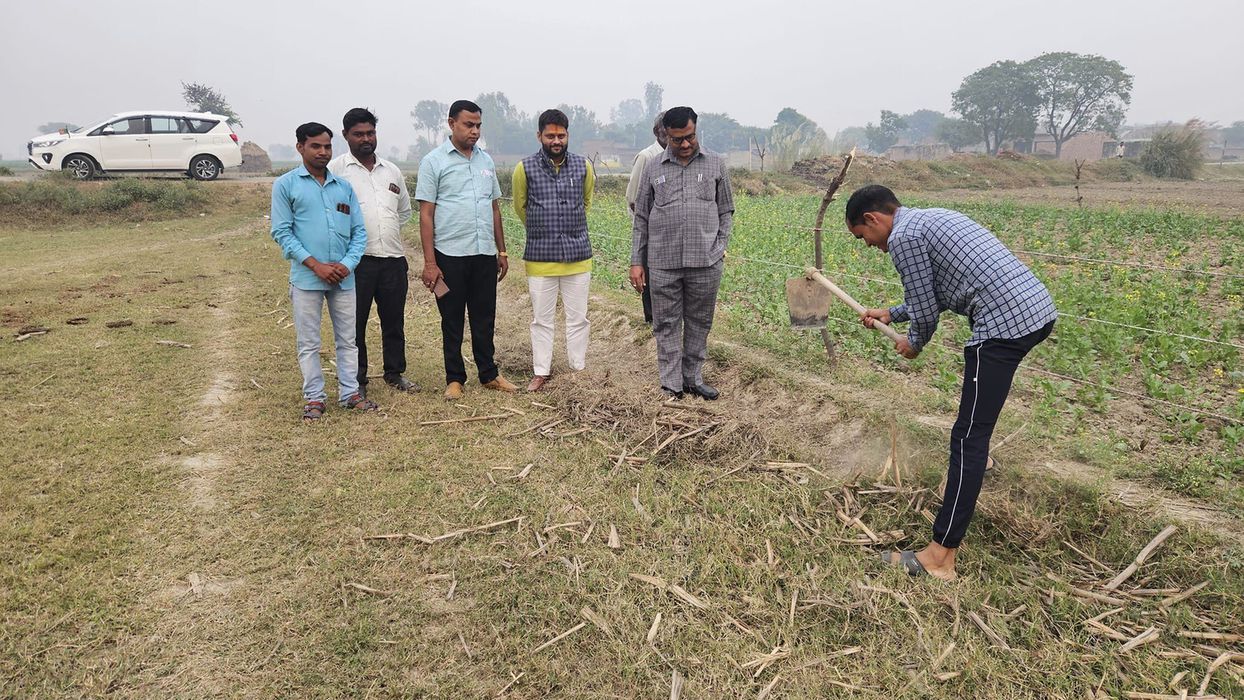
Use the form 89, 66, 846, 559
933, 321, 1054, 548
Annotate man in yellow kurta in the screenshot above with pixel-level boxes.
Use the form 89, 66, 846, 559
512, 108, 596, 392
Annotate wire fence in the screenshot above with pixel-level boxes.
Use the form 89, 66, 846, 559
498, 202, 1243, 426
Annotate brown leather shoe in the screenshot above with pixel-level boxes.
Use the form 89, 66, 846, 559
482, 376, 518, 393
444, 381, 464, 400
526, 375, 550, 393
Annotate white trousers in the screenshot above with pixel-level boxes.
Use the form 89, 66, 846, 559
528, 272, 591, 376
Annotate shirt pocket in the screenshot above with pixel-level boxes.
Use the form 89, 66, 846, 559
695, 174, 717, 202
475, 169, 497, 201
653, 177, 683, 207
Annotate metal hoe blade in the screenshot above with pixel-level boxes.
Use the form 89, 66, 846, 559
785, 276, 833, 330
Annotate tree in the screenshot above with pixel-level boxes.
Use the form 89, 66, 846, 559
1026, 52, 1133, 157
768, 108, 828, 170
697, 112, 760, 152
411, 99, 449, 144
951, 60, 1038, 155
828, 126, 868, 153
936, 118, 983, 152
1224, 121, 1244, 146
863, 110, 908, 154
36, 121, 80, 134
181, 82, 242, 126
900, 109, 946, 143
643, 82, 664, 121
610, 98, 645, 126
555, 104, 601, 140
473, 91, 529, 153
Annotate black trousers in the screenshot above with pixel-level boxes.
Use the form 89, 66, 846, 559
354, 255, 408, 386
933, 321, 1054, 548
434, 251, 499, 385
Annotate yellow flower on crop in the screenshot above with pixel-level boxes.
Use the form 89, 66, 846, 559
1214, 367, 1225, 377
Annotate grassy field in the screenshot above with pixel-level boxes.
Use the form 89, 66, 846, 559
575, 186, 1244, 516
2, 178, 1243, 698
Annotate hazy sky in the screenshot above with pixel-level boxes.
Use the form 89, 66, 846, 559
3, 0, 1242, 160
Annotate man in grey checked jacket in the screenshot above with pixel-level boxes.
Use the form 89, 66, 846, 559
848, 185, 1057, 581
630, 106, 734, 400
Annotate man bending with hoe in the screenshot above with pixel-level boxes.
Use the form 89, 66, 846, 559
846, 185, 1056, 580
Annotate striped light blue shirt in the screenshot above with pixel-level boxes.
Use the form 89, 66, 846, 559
270, 165, 367, 291
886, 206, 1057, 352
414, 139, 502, 257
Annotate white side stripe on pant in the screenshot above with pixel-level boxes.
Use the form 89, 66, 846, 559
941, 343, 982, 546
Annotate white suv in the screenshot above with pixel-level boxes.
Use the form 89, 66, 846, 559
27, 111, 244, 180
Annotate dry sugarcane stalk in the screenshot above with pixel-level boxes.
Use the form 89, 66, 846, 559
1119, 626, 1161, 654
647, 612, 663, 643
669, 670, 684, 700
431, 516, 523, 543
531, 621, 587, 654
968, 611, 1011, 650
607, 524, 621, 549
345, 582, 395, 596
1197, 653, 1244, 695
1104, 525, 1178, 591
1178, 632, 1243, 643
495, 671, 525, 697
757, 673, 782, 700
155, 340, 193, 349
420, 413, 512, 427
1160, 581, 1210, 609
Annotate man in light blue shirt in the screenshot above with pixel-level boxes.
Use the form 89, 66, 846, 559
415, 99, 517, 400
271, 122, 377, 421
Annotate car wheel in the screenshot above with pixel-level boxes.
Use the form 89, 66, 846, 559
63, 155, 96, 180
190, 155, 221, 181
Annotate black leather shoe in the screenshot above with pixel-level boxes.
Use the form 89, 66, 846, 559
385, 375, 420, 392
685, 382, 719, 400
661, 386, 684, 400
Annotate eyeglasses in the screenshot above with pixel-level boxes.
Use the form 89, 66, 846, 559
668, 132, 697, 146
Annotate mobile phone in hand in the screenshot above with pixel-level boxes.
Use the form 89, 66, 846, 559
432, 276, 450, 299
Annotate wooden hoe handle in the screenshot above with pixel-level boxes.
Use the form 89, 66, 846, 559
804, 268, 906, 344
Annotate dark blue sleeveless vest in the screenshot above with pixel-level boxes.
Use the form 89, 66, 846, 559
521, 151, 592, 263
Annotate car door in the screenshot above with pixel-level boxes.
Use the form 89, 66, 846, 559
95, 116, 151, 169
148, 116, 194, 169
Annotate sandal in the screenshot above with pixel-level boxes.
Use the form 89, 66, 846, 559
343, 394, 379, 412
881, 550, 928, 577
302, 400, 326, 422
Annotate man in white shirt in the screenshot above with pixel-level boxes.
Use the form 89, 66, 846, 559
329, 108, 416, 395
626, 111, 667, 324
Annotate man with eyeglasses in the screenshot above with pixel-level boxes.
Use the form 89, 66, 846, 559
629, 106, 734, 400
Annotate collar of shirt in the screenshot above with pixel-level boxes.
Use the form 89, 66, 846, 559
887, 206, 913, 246
442, 138, 482, 161
660, 146, 704, 165
294, 164, 341, 186
339, 150, 396, 175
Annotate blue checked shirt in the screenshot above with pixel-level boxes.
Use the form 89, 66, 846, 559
886, 206, 1057, 352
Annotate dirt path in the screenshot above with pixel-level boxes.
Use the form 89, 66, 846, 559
138, 284, 246, 695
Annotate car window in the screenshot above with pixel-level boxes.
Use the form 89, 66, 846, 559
184, 118, 219, 134
149, 117, 182, 134
103, 117, 146, 135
